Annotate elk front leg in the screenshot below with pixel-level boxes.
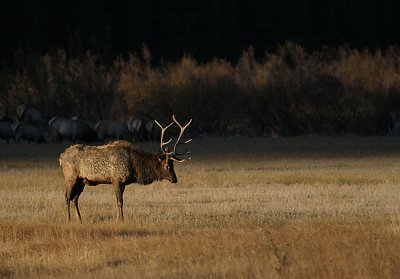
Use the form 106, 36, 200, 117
65, 183, 74, 222
66, 193, 71, 222
114, 183, 126, 221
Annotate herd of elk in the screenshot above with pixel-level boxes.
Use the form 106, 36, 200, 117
1, 104, 165, 144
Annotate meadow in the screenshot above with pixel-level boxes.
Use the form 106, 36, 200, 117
1, 136, 400, 278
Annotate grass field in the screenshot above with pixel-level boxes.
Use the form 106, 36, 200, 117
1, 137, 400, 278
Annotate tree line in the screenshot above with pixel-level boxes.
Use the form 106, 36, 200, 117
1, 42, 400, 136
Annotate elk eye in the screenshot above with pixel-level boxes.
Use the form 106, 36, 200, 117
166, 165, 170, 170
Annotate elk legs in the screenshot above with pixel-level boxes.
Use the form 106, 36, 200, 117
65, 179, 85, 222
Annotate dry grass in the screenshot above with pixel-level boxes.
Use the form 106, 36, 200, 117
1, 137, 400, 278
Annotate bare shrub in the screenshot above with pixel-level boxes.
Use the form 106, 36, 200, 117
3, 49, 121, 121
3, 43, 400, 136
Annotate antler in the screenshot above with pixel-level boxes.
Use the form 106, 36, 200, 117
171, 115, 192, 162
154, 119, 174, 153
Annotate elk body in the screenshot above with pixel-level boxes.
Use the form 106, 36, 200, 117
95, 120, 131, 142
49, 116, 97, 143
12, 121, 46, 143
59, 115, 192, 221
17, 104, 43, 125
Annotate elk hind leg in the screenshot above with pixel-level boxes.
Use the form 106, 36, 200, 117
65, 178, 85, 222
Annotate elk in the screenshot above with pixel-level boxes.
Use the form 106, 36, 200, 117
95, 120, 131, 142
12, 121, 46, 143
59, 115, 192, 222
0, 119, 13, 144
17, 104, 43, 125
127, 117, 146, 142
49, 116, 97, 143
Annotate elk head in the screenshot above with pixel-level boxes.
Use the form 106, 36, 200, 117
155, 115, 192, 183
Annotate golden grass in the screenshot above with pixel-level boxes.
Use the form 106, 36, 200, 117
1, 137, 400, 278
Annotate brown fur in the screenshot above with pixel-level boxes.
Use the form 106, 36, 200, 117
59, 140, 177, 221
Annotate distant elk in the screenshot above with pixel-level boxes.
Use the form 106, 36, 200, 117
0, 118, 13, 144
16, 104, 43, 125
95, 120, 131, 141
11, 121, 46, 143
127, 117, 146, 142
48, 116, 97, 143
59, 115, 192, 221
127, 117, 160, 142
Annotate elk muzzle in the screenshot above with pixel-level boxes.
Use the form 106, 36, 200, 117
169, 173, 178, 183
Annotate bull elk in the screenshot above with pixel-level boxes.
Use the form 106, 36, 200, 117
59, 115, 192, 221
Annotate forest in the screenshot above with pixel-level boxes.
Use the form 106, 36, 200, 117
2, 1, 400, 136
1, 42, 400, 136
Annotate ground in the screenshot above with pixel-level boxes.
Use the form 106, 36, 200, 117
1, 137, 400, 278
